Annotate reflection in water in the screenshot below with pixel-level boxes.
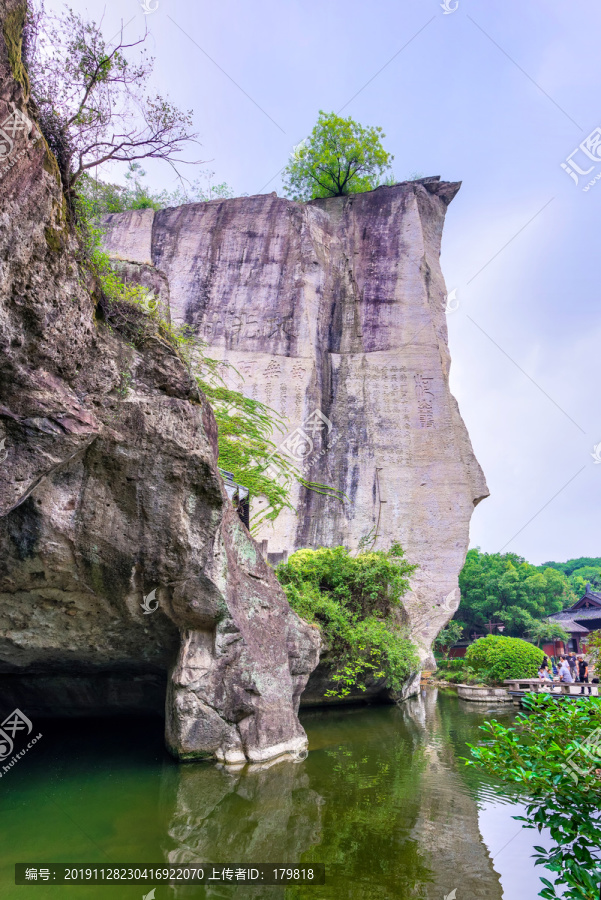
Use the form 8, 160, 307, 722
401, 689, 504, 899
162, 758, 323, 899
162, 689, 509, 899
0, 691, 542, 900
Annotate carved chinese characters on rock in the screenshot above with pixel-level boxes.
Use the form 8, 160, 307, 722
262, 359, 281, 408
279, 383, 287, 418
291, 364, 307, 421
414, 374, 435, 428
203, 311, 298, 342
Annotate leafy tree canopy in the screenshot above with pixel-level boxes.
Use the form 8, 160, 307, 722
434, 621, 464, 658
283, 111, 393, 201
539, 557, 601, 598
457, 549, 575, 639
568, 566, 601, 594
275, 545, 418, 697
525, 619, 569, 648
541, 557, 601, 576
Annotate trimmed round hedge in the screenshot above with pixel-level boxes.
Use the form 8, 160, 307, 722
465, 634, 544, 683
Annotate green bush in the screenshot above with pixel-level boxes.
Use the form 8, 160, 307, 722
443, 672, 464, 684
465, 634, 544, 683
437, 658, 466, 672
276, 545, 419, 698
435, 661, 481, 685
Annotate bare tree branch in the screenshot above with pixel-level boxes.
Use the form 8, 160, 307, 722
25, 3, 203, 203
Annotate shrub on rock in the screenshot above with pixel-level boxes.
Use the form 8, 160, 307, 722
275, 544, 419, 697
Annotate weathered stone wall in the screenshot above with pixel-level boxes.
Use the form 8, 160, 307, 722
0, 0, 319, 762
102, 181, 488, 666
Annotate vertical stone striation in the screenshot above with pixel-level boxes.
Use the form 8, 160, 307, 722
0, 0, 319, 761
102, 181, 488, 667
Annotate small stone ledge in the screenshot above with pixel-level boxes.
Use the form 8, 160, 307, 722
457, 684, 513, 702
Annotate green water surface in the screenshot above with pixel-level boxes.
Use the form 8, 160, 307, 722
0, 688, 550, 899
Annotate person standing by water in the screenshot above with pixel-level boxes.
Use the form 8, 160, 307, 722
577, 655, 591, 695
559, 657, 574, 684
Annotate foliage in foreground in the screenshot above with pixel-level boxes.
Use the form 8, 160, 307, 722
458, 549, 575, 638
276, 545, 419, 698
283, 111, 393, 201
467, 694, 601, 899
465, 634, 544, 683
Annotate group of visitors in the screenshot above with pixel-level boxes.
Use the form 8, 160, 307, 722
538, 653, 596, 695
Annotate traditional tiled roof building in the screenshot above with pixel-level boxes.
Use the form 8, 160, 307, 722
548, 583, 601, 653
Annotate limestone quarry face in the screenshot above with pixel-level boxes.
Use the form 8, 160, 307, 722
0, 0, 319, 762
102, 182, 489, 665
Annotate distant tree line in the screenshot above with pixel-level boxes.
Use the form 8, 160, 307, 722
77, 163, 234, 217
541, 556, 601, 594
454, 549, 578, 642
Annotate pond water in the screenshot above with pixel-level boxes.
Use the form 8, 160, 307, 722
0, 688, 556, 899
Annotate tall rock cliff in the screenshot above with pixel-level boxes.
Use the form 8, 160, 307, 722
102, 181, 489, 667
0, 0, 319, 762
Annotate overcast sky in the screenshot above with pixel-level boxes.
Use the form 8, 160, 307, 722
45, 0, 601, 566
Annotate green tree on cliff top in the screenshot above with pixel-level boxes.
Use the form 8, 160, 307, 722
283, 111, 393, 201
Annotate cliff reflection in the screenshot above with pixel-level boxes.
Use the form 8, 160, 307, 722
400, 688, 504, 899
162, 757, 323, 899
161, 692, 511, 899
